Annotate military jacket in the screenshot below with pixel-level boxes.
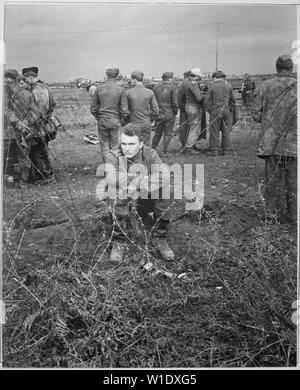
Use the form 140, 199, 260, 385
90, 79, 123, 130
205, 79, 236, 111
120, 84, 159, 123
153, 81, 178, 120
252, 73, 297, 157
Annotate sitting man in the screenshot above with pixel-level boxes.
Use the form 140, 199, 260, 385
102, 122, 175, 263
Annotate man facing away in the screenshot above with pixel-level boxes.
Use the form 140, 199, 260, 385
251, 55, 297, 225
205, 70, 236, 156
120, 70, 159, 146
22, 66, 57, 183
90, 68, 124, 165
103, 123, 175, 263
151, 72, 178, 157
181, 67, 205, 154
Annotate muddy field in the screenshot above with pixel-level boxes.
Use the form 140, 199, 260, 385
2, 88, 297, 368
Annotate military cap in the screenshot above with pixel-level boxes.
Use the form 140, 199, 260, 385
183, 70, 192, 78
190, 67, 202, 77
276, 55, 294, 70
22, 66, 38, 76
4, 69, 18, 80
106, 68, 119, 78
131, 70, 144, 81
212, 70, 226, 79
162, 72, 173, 80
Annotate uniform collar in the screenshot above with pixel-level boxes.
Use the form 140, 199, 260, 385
276, 72, 295, 78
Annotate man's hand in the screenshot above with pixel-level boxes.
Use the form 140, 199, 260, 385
16, 120, 30, 134
127, 183, 140, 200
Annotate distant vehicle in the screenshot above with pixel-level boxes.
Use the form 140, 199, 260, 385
77, 78, 91, 88
151, 77, 162, 83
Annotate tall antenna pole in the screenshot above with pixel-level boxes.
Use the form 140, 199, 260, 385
215, 22, 219, 71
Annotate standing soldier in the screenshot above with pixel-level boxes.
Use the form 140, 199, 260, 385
151, 72, 178, 157
120, 70, 159, 146
251, 55, 297, 224
182, 67, 205, 154
22, 66, 57, 183
241, 73, 255, 109
4, 69, 41, 185
90, 68, 124, 165
205, 70, 236, 156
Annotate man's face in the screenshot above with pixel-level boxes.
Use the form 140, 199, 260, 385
19, 80, 27, 89
24, 75, 34, 85
4, 77, 15, 87
120, 133, 143, 158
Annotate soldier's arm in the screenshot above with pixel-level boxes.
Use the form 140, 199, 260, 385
204, 86, 212, 111
90, 88, 100, 118
150, 91, 159, 116
190, 83, 204, 104
251, 84, 263, 122
48, 90, 56, 114
171, 86, 178, 115
5, 92, 26, 130
229, 87, 236, 110
177, 86, 186, 111
6, 100, 19, 126
119, 89, 129, 122
26, 94, 43, 126
105, 151, 128, 189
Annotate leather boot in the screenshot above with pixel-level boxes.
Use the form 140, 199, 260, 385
152, 237, 174, 261
110, 243, 126, 263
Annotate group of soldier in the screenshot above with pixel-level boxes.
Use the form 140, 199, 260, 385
89, 55, 296, 262
2, 54, 297, 264
3, 66, 58, 188
90, 66, 239, 160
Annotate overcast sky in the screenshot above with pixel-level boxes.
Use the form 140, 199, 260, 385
3, 2, 298, 82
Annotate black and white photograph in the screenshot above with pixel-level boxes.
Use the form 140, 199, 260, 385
1, 0, 298, 370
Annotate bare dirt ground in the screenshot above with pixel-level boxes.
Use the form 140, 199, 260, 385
2, 88, 297, 368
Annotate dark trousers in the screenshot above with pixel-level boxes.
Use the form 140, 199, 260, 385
151, 117, 175, 152
111, 191, 172, 242
179, 110, 189, 147
199, 110, 207, 140
209, 108, 233, 152
3, 138, 17, 177
97, 124, 120, 165
133, 122, 152, 147
243, 91, 254, 108
30, 140, 52, 181
264, 155, 297, 223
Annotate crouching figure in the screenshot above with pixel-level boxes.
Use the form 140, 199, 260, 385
99, 123, 175, 263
